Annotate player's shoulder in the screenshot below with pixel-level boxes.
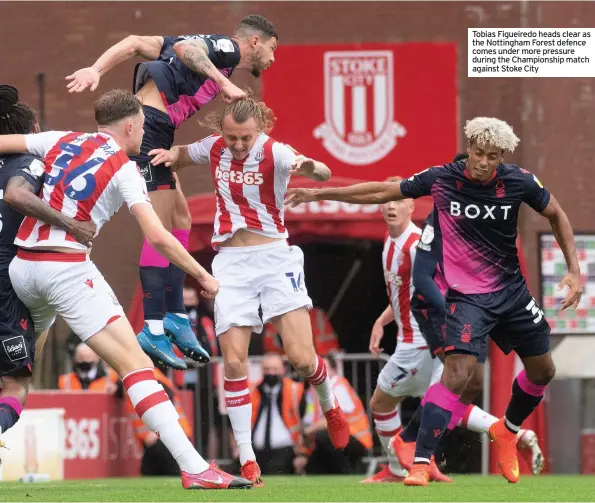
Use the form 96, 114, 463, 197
266, 135, 298, 158
500, 163, 524, 176
407, 161, 464, 183
169, 34, 208, 44
175, 34, 238, 52
206, 34, 239, 53
500, 163, 545, 186
410, 222, 422, 236
0, 153, 41, 174
18, 154, 45, 176
31, 130, 76, 148
200, 133, 223, 143
437, 160, 466, 176
100, 133, 123, 149
271, 137, 298, 153
4, 152, 40, 164
195, 134, 224, 151
501, 163, 533, 176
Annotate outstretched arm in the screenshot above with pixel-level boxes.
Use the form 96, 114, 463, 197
540, 195, 582, 309
285, 181, 405, 207
66, 35, 164, 93
285, 167, 438, 207
0, 135, 27, 155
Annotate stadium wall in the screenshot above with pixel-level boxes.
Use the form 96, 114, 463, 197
2, 1, 593, 314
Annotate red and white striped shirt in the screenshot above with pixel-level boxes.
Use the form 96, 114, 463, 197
16, 131, 150, 250
188, 133, 298, 247
382, 222, 425, 346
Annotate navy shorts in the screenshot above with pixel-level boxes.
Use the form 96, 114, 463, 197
130, 106, 176, 192
0, 274, 35, 377
412, 302, 487, 364
445, 276, 551, 361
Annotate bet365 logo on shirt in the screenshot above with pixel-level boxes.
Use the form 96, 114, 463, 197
384, 270, 403, 287
215, 166, 264, 185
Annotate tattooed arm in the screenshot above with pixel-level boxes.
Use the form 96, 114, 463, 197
173, 39, 246, 102
173, 39, 227, 84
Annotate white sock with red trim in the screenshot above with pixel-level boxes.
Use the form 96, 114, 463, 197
123, 368, 209, 474
373, 408, 407, 476
224, 377, 256, 465
459, 404, 498, 433
304, 355, 335, 413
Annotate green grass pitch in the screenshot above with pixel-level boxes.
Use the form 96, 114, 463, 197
0, 475, 594, 502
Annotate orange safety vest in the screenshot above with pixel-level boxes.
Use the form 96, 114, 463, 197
126, 368, 192, 445
250, 377, 304, 445
312, 376, 373, 449
58, 368, 119, 392
262, 308, 340, 356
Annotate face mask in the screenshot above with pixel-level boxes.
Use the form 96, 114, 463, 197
185, 307, 198, 323
263, 374, 281, 387
74, 361, 94, 373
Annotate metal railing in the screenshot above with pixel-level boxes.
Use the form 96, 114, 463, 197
185, 353, 391, 471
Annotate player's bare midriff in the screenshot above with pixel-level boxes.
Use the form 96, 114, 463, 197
25, 245, 89, 254
218, 229, 283, 248
135, 78, 167, 114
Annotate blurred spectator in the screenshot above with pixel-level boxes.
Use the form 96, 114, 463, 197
125, 363, 192, 476
58, 343, 118, 392
250, 353, 306, 475
295, 354, 372, 474
262, 307, 340, 356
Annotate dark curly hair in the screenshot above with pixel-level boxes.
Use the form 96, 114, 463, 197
0, 85, 37, 134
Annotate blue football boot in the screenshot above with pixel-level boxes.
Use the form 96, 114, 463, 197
137, 324, 187, 370
163, 312, 211, 364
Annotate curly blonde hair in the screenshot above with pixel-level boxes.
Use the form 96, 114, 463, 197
464, 117, 520, 153
202, 98, 277, 135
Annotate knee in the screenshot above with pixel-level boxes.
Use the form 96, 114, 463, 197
1, 376, 30, 404
224, 355, 248, 379
369, 392, 380, 412
286, 348, 316, 376
526, 362, 556, 386
139, 353, 155, 371
461, 370, 484, 402
369, 388, 395, 413
442, 354, 476, 394
118, 353, 154, 377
